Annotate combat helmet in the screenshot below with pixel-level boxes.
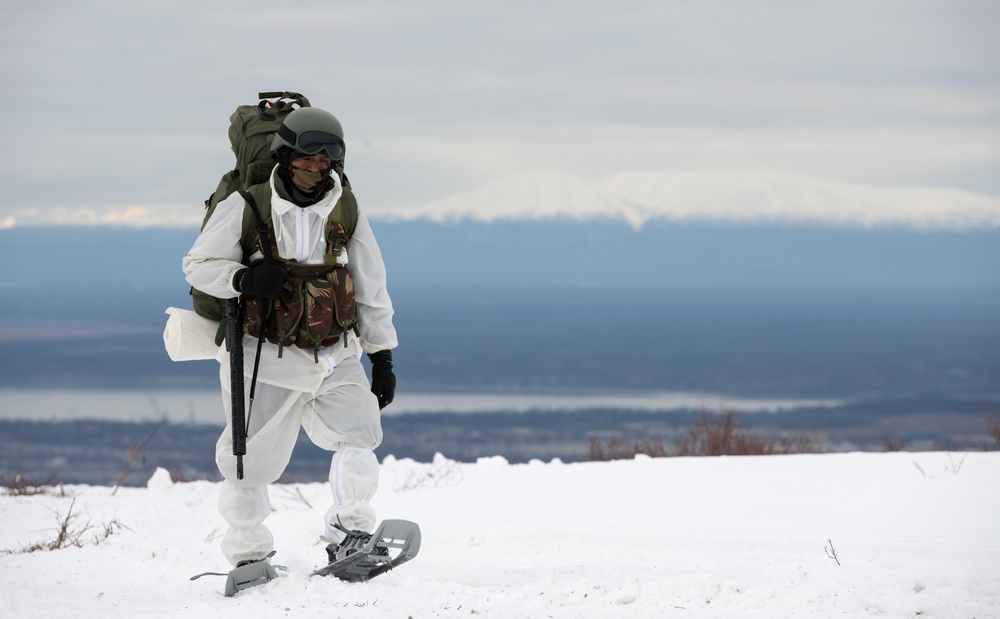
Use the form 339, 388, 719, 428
270, 107, 346, 163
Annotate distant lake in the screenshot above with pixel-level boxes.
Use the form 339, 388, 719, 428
0, 285, 997, 409
0, 387, 846, 425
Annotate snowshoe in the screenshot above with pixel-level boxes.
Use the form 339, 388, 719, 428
226, 556, 279, 596
312, 519, 421, 582
190, 550, 281, 597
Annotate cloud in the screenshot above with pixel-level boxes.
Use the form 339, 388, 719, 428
3, 204, 201, 229
1, 1, 997, 227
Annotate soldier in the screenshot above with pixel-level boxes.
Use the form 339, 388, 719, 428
183, 107, 397, 576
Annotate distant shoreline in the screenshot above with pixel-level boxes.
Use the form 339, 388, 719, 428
2, 397, 996, 486
0, 387, 846, 425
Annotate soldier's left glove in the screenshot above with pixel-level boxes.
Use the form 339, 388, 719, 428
368, 350, 396, 410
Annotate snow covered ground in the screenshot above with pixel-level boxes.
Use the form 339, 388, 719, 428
1, 451, 998, 618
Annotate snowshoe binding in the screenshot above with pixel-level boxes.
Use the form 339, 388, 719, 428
190, 550, 282, 597
312, 519, 421, 582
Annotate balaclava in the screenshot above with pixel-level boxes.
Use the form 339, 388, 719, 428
275, 146, 335, 207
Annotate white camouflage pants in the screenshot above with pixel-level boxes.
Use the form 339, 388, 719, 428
215, 353, 383, 566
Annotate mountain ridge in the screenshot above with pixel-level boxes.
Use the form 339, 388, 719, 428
3, 168, 999, 229
370, 168, 1000, 230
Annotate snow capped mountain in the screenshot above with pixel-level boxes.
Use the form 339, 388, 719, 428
376, 170, 618, 224
3, 169, 997, 230
372, 168, 1000, 230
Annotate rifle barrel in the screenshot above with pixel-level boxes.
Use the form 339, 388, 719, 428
226, 297, 247, 480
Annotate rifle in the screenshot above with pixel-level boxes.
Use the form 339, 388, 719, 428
225, 297, 247, 480
225, 190, 274, 481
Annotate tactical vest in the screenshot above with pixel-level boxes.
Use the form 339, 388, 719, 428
224, 182, 359, 359
242, 185, 358, 360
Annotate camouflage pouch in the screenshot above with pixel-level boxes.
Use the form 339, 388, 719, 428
243, 219, 357, 360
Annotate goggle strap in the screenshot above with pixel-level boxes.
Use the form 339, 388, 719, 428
276, 123, 298, 146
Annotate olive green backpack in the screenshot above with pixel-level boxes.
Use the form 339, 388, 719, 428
191, 92, 357, 324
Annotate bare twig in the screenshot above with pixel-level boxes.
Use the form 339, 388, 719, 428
1, 472, 63, 496
276, 485, 314, 509
944, 453, 967, 475
395, 458, 464, 492
824, 539, 841, 566
51, 498, 88, 550
987, 416, 1000, 449
882, 432, 907, 452
98, 519, 129, 541
294, 486, 313, 509
112, 422, 164, 495
589, 435, 667, 461
5, 499, 85, 553
668, 410, 821, 458
2, 499, 128, 555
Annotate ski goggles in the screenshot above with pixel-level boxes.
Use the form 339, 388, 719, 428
276, 125, 345, 160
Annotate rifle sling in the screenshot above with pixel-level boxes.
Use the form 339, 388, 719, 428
238, 190, 275, 436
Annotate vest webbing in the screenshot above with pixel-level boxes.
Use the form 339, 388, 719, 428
240, 185, 359, 360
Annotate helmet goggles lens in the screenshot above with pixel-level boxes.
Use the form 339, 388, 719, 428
296, 131, 345, 160
277, 123, 345, 160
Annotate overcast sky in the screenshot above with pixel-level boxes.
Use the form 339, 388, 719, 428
1, 0, 998, 227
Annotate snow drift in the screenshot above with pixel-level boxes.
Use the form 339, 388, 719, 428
2, 452, 998, 618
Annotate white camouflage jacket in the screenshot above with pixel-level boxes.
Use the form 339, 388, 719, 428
183, 166, 397, 392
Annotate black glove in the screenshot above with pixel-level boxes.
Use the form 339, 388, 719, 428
368, 350, 396, 410
236, 262, 288, 299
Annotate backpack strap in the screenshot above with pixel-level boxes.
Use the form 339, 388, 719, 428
338, 186, 359, 238
238, 181, 357, 263
239, 189, 276, 264
237, 183, 275, 263
256, 92, 310, 118
236, 188, 277, 430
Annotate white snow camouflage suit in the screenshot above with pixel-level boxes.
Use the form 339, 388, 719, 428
183, 166, 396, 566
